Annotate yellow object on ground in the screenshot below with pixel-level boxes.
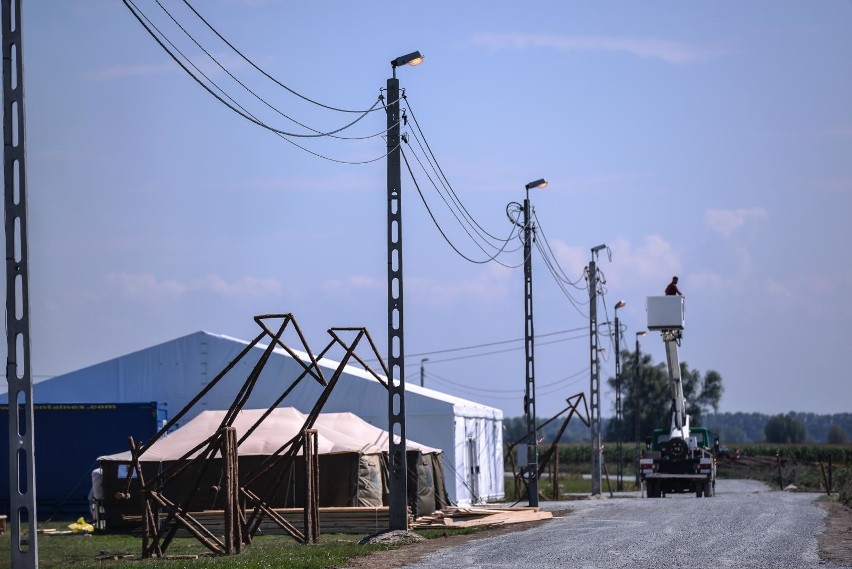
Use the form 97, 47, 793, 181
68, 517, 94, 533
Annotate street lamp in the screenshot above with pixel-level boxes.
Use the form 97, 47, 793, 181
386, 50, 422, 531
514, 177, 547, 507
391, 51, 424, 73
613, 300, 626, 491
420, 358, 429, 388
634, 330, 647, 486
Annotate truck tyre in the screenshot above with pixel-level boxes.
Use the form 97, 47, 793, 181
647, 481, 660, 498
703, 481, 712, 497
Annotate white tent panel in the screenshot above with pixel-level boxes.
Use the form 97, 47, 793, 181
3, 331, 503, 505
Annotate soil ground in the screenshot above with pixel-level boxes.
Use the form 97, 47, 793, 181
342, 515, 567, 569
343, 501, 852, 569
816, 500, 852, 566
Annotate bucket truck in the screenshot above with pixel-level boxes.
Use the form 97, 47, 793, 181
639, 296, 716, 498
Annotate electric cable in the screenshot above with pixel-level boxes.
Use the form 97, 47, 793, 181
401, 148, 521, 264
405, 326, 587, 359
403, 97, 512, 244
128, 0, 379, 139
154, 0, 379, 139
180, 0, 379, 114
533, 210, 588, 289
403, 102, 517, 253
413, 333, 588, 366
124, 0, 394, 165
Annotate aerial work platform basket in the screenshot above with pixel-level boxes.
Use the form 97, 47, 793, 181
646, 296, 685, 330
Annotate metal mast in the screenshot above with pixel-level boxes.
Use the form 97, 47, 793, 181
588, 245, 605, 496
386, 67, 407, 531
522, 189, 538, 507
3, 0, 39, 566
614, 308, 623, 491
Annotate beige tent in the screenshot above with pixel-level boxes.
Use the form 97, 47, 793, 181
98, 408, 448, 529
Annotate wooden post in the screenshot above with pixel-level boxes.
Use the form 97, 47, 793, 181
819, 462, 830, 496
552, 443, 559, 500
223, 427, 242, 554
602, 449, 613, 498
776, 452, 783, 490
303, 429, 320, 544
828, 455, 833, 494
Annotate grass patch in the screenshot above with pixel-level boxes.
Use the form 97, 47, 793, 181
1, 522, 400, 569
502, 473, 639, 502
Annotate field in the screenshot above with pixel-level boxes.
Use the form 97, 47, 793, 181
4, 442, 850, 568
505, 442, 852, 501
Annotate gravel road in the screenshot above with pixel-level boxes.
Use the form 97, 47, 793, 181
403, 480, 844, 569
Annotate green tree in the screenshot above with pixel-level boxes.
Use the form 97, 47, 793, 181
764, 413, 807, 443
827, 424, 848, 444
605, 348, 724, 442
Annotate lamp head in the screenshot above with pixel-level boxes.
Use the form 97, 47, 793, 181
392, 51, 424, 68
524, 178, 548, 191
591, 244, 607, 254
615, 300, 626, 310
636, 330, 647, 338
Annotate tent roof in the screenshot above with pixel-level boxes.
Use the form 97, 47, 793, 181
99, 407, 440, 462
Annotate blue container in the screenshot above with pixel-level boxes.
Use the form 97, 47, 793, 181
0, 402, 166, 519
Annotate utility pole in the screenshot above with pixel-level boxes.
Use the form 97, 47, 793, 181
386, 60, 406, 532
522, 181, 538, 507
614, 300, 625, 491
3, 0, 39, 566
509, 178, 547, 507
386, 51, 422, 531
634, 330, 646, 486
419, 358, 428, 388
589, 245, 605, 496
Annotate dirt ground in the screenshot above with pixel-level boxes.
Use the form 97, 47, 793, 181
816, 500, 852, 566
344, 502, 852, 569
342, 516, 563, 569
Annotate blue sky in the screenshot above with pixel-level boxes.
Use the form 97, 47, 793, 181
6, 1, 851, 419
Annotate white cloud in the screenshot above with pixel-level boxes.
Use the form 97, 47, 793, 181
470, 32, 726, 64
688, 269, 732, 291
819, 176, 852, 194
322, 275, 384, 291
704, 207, 768, 238
91, 62, 178, 79
105, 272, 282, 298
604, 235, 681, 284
763, 272, 852, 315
91, 52, 256, 80
323, 264, 513, 306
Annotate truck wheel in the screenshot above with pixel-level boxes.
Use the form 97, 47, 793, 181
648, 481, 661, 498
695, 486, 703, 498
703, 481, 712, 497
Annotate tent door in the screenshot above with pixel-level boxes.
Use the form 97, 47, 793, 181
466, 437, 480, 503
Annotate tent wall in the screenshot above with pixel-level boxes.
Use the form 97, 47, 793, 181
100, 450, 443, 530
10, 331, 504, 506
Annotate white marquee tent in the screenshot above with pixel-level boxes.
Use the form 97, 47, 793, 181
6, 331, 504, 505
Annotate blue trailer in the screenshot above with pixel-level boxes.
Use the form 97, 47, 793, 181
1, 402, 166, 519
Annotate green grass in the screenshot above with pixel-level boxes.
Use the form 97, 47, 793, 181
502, 473, 640, 502
1, 522, 401, 569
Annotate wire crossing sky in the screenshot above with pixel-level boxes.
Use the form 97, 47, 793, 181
3, 1, 851, 419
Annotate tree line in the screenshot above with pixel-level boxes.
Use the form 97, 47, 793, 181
504, 348, 851, 445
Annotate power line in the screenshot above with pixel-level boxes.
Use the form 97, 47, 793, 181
180, 0, 377, 114
401, 149, 521, 264
153, 0, 377, 139
406, 326, 586, 359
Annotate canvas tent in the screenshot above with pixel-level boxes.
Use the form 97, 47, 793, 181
7, 330, 503, 505
98, 407, 448, 529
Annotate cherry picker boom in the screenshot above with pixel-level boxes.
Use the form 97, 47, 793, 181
639, 296, 716, 498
